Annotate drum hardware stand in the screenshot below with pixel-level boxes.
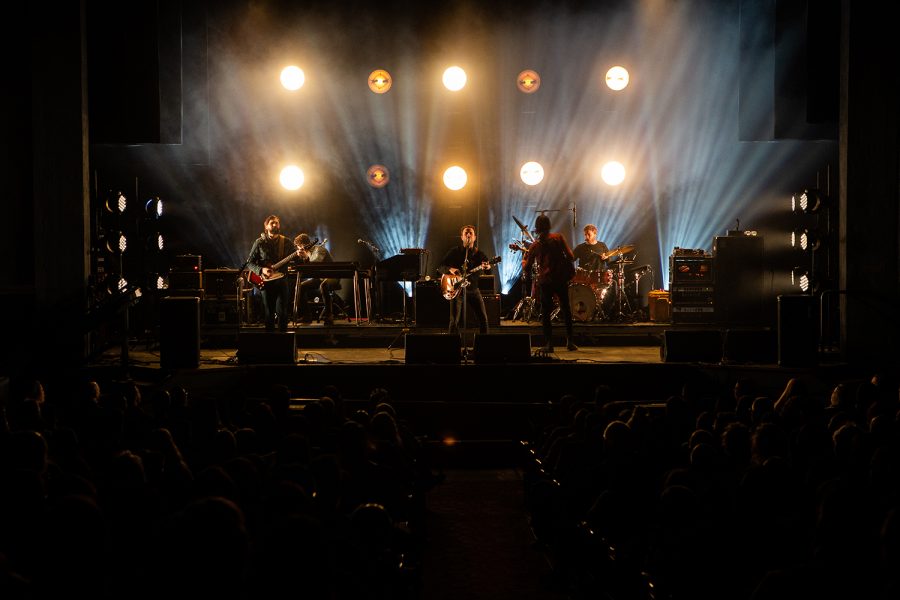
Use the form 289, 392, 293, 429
609, 260, 634, 322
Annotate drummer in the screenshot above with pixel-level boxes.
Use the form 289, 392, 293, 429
573, 224, 611, 273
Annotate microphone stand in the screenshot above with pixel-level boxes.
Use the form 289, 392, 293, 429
459, 248, 470, 363
237, 255, 252, 331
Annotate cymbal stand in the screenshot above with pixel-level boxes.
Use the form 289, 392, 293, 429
610, 261, 633, 322
512, 253, 540, 322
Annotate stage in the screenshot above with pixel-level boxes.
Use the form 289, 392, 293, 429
80, 316, 862, 466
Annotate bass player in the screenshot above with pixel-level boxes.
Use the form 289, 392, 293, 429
246, 214, 298, 332
438, 224, 492, 334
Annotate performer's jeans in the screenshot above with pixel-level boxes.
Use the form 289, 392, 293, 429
539, 282, 573, 342
261, 279, 290, 332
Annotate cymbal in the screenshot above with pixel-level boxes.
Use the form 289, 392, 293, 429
614, 244, 636, 255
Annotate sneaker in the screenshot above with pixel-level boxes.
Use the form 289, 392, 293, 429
566, 340, 578, 351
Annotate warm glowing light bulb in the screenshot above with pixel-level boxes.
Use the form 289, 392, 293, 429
605, 66, 629, 91
519, 161, 544, 186
280, 165, 305, 190
280, 66, 305, 91
443, 166, 468, 190
442, 66, 467, 91
601, 161, 626, 186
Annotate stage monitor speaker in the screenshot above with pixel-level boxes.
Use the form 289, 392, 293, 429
661, 329, 723, 363
159, 296, 200, 369
473, 333, 531, 364
405, 333, 461, 364
238, 332, 297, 365
723, 329, 777, 364
777, 294, 818, 367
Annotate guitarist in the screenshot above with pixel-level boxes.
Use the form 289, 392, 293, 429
522, 214, 578, 352
438, 225, 492, 334
247, 215, 297, 332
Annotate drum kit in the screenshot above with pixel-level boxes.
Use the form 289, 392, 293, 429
555, 244, 637, 323
509, 233, 648, 323
507, 214, 652, 323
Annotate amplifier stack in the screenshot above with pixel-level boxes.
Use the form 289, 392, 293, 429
669, 249, 715, 324
167, 254, 203, 297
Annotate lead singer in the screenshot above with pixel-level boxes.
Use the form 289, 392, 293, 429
522, 214, 578, 352
438, 225, 491, 334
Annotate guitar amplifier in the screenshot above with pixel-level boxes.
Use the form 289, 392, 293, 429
467, 293, 501, 328
671, 305, 716, 324
669, 255, 713, 284
203, 268, 241, 299
168, 271, 203, 292
203, 298, 243, 325
670, 284, 715, 304
172, 254, 202, 272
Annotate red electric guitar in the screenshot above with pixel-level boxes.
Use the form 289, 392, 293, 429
244, 237, 318, 290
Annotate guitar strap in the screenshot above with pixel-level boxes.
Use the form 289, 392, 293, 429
277, 236, 285, 271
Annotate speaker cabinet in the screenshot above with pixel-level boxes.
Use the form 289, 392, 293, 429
713, 235, 765, 326
168, 271, 203, 293
414, 280, 447, 327
467, 293, 501, 328
777, 295, 818, 367
238, 332, 297, 365
473, 333, 531, 364
405, 333, 461, 364
723, 329, 777, 364
203, 299, 242, 326
661, 329, 723, 363
159, 296, 200, 369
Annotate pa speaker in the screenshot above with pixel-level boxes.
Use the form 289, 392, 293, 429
661, 330, 723, 363
159, 296, 200, 369
238, 332, 297, 364
405, 333, 461, 364
473, 333, 531, 364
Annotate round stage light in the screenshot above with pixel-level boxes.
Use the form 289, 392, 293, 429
279, 165, 305, 190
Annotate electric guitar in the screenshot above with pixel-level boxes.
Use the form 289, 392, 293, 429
440, 256, 501, 300
244, 237, 318, 290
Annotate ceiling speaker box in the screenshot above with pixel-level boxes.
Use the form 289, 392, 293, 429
238, 332, 297, 365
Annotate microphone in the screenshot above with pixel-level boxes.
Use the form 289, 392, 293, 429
573, 204, 577, 228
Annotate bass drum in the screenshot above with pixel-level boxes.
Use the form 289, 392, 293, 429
568, 282, 605, 322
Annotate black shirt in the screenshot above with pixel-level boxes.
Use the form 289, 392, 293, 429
573, 241, 610, 271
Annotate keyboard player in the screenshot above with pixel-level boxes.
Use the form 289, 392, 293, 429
295, 233, 342, 325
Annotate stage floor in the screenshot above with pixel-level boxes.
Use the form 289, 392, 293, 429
82, 318, 863, 458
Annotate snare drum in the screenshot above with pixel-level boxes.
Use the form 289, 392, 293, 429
568, 282, 606, 322
599, 269, 612, 286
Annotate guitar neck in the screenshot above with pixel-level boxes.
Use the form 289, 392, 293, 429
271, 249, 299, 271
